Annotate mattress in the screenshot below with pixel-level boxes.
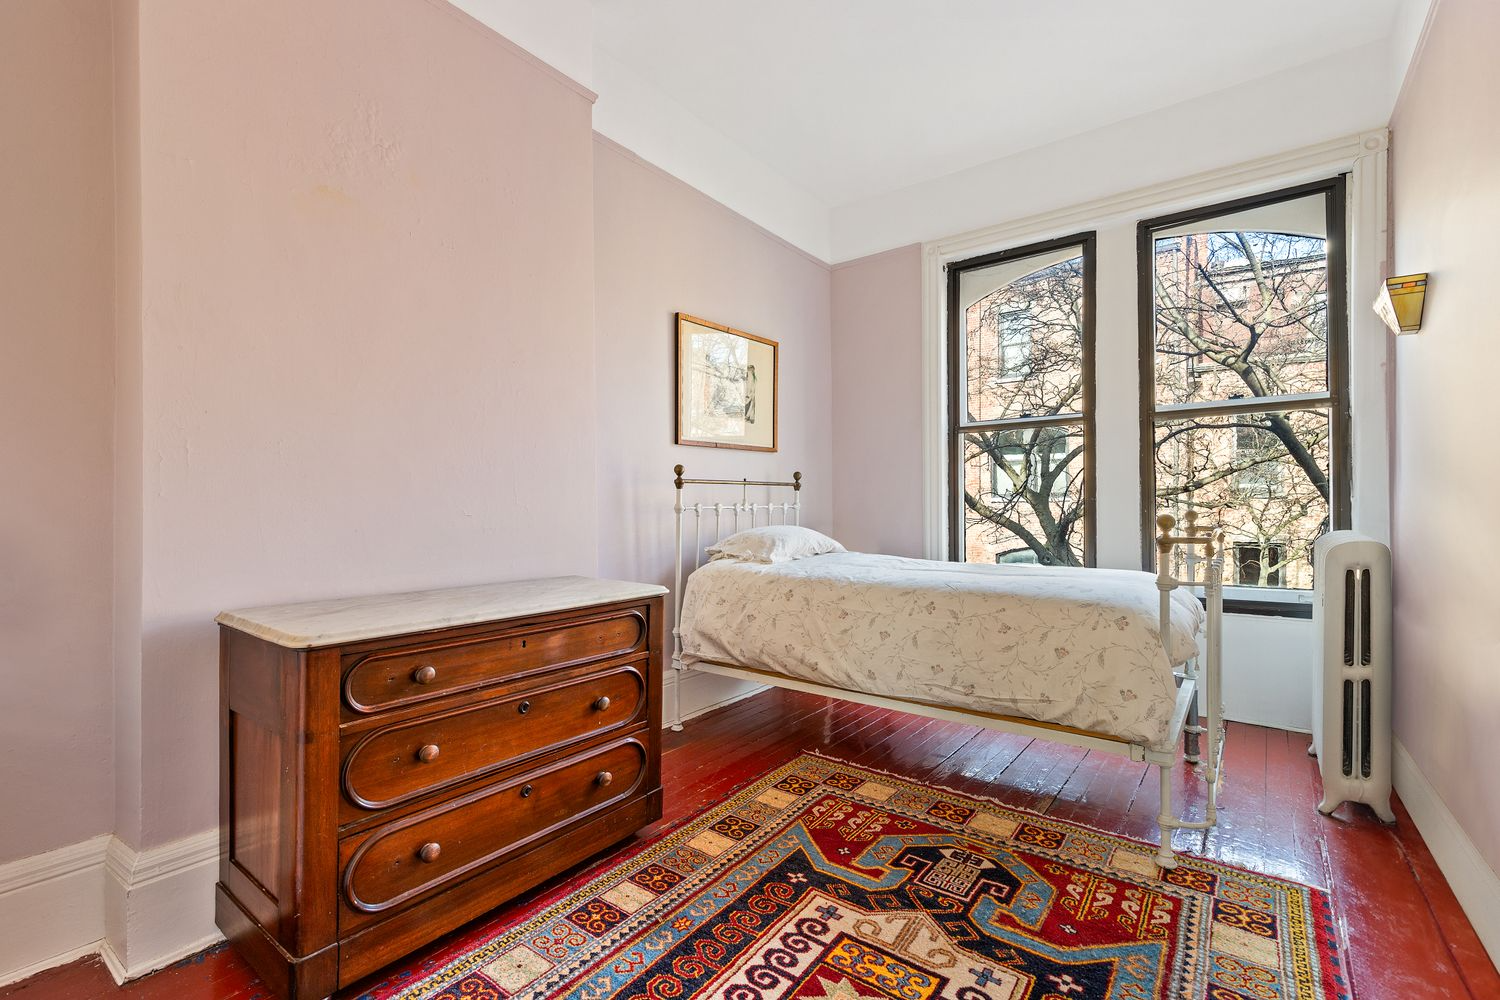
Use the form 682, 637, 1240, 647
679, 552, 1205, 750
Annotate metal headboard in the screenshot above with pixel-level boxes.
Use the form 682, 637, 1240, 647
670, 463, 802, 729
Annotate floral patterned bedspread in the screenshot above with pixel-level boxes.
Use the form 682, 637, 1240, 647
679, 552, 1204, 750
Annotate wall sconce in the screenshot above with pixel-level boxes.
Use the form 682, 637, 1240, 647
1374, 273, 1428, 336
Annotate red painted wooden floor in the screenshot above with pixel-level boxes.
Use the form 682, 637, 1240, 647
7, 689, 1495, 1000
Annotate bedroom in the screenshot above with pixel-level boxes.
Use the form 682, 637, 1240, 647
1, 1, 1495, 998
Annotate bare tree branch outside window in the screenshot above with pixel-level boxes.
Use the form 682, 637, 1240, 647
1146, 197, 1341, 591
950, 187, 1344, 597
955, 248, 1090, 566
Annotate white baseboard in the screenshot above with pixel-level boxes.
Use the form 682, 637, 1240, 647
67, 678, 771, 983
0, 673, 768, 992
102, 829, 222, 983
1223, 712, 1312, 736
1393, 740, 1500, 966
665, 667, 767, 727
0, 834, 110, 987
0, 827, 225, 989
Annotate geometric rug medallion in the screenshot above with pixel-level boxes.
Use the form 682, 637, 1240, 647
367, 753, 1350, 1000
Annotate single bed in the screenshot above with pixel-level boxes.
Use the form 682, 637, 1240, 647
667, 466, 1227, 868
680, 552, 1204, 751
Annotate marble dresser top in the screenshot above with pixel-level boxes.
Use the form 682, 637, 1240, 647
216, 576, 668, 649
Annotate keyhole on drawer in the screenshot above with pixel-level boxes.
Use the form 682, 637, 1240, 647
518, 700, 531, 715
520, 639, 527, 648
520, 784, 533, 798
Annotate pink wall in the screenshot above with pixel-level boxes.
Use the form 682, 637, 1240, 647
112, 0, 147, 853
0, 0, 117, 865
830, 247, 925, 556
592, 134, 833, 588
1390, 0, 1500, 875
123, 0, 599, 848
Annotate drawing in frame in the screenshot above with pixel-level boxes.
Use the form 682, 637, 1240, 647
676, 312, 779, 452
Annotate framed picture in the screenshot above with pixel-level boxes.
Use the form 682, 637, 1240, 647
676, 313, 779, 452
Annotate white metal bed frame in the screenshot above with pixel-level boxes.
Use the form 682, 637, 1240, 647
669, 465, 1226, 869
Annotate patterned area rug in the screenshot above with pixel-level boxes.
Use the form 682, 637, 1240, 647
373, 754, 1348, 1000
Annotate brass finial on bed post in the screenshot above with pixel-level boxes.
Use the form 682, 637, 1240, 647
673, 464, 684, 490
1155, 513, 1175, 566
793, 471, 802, 492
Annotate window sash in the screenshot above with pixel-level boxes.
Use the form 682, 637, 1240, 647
1148, 400, 1336, 588
947, 232, 1097, 566
1136, 176, 1351, 612
961, 422, 1087, 566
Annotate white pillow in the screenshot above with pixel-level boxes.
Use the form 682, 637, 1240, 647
706, 526, 846, 564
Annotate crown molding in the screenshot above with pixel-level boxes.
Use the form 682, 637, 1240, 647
925, 131, 1381, 264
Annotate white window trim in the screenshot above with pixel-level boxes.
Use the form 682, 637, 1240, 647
921, 130, 1391, 568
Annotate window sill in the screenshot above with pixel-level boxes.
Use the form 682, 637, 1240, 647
1211, 596, 1313, 619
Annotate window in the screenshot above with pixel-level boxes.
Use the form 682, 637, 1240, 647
997, 311, 1032, 379
1233, 425, 1287, 497
987, 427, 1071, 498
949, 233, 1096, 567
1139, 179, 1349, 612
1308, 291, 1328, 338
1234, 543, 1285, 588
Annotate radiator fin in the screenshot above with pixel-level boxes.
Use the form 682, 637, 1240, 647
1360, 679, 1372, 779
1341, 679, 1354, 778
1342, 569, 1356, 666
1360, 568, 1372, 666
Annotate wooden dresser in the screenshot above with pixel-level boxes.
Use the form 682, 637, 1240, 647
214, 577, 666, 1000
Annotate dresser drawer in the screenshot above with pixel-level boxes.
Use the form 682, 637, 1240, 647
340, 735, 648, 917
342, 607, 648, 714
341, 664, 646, 813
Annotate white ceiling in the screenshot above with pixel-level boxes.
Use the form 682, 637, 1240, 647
591, 0, 1408, 209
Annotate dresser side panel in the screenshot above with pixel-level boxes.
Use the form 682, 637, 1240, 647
220, 628, 291, 934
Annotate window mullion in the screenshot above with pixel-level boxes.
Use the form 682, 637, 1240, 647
1152, 392, 1333, 421
958, 412, 1085, 434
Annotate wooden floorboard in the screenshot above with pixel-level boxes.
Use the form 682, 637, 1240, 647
6, 690, 1492, 1000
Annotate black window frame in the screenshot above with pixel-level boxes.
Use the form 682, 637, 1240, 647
1234, 542, 1287, 588
1136, 177, 1351, 619
947, 231, 1098, 566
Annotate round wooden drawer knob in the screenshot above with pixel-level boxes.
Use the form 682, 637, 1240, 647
418, 842, 441, 864
595, 771, 613, 788
412, 665, 438, 685
417, 744, 440, 763
593, 696, 611, 712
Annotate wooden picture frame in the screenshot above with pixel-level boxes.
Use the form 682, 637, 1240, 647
675, 313, 779, 452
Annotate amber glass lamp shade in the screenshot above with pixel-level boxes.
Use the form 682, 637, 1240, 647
1374, 273, 1428, 335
